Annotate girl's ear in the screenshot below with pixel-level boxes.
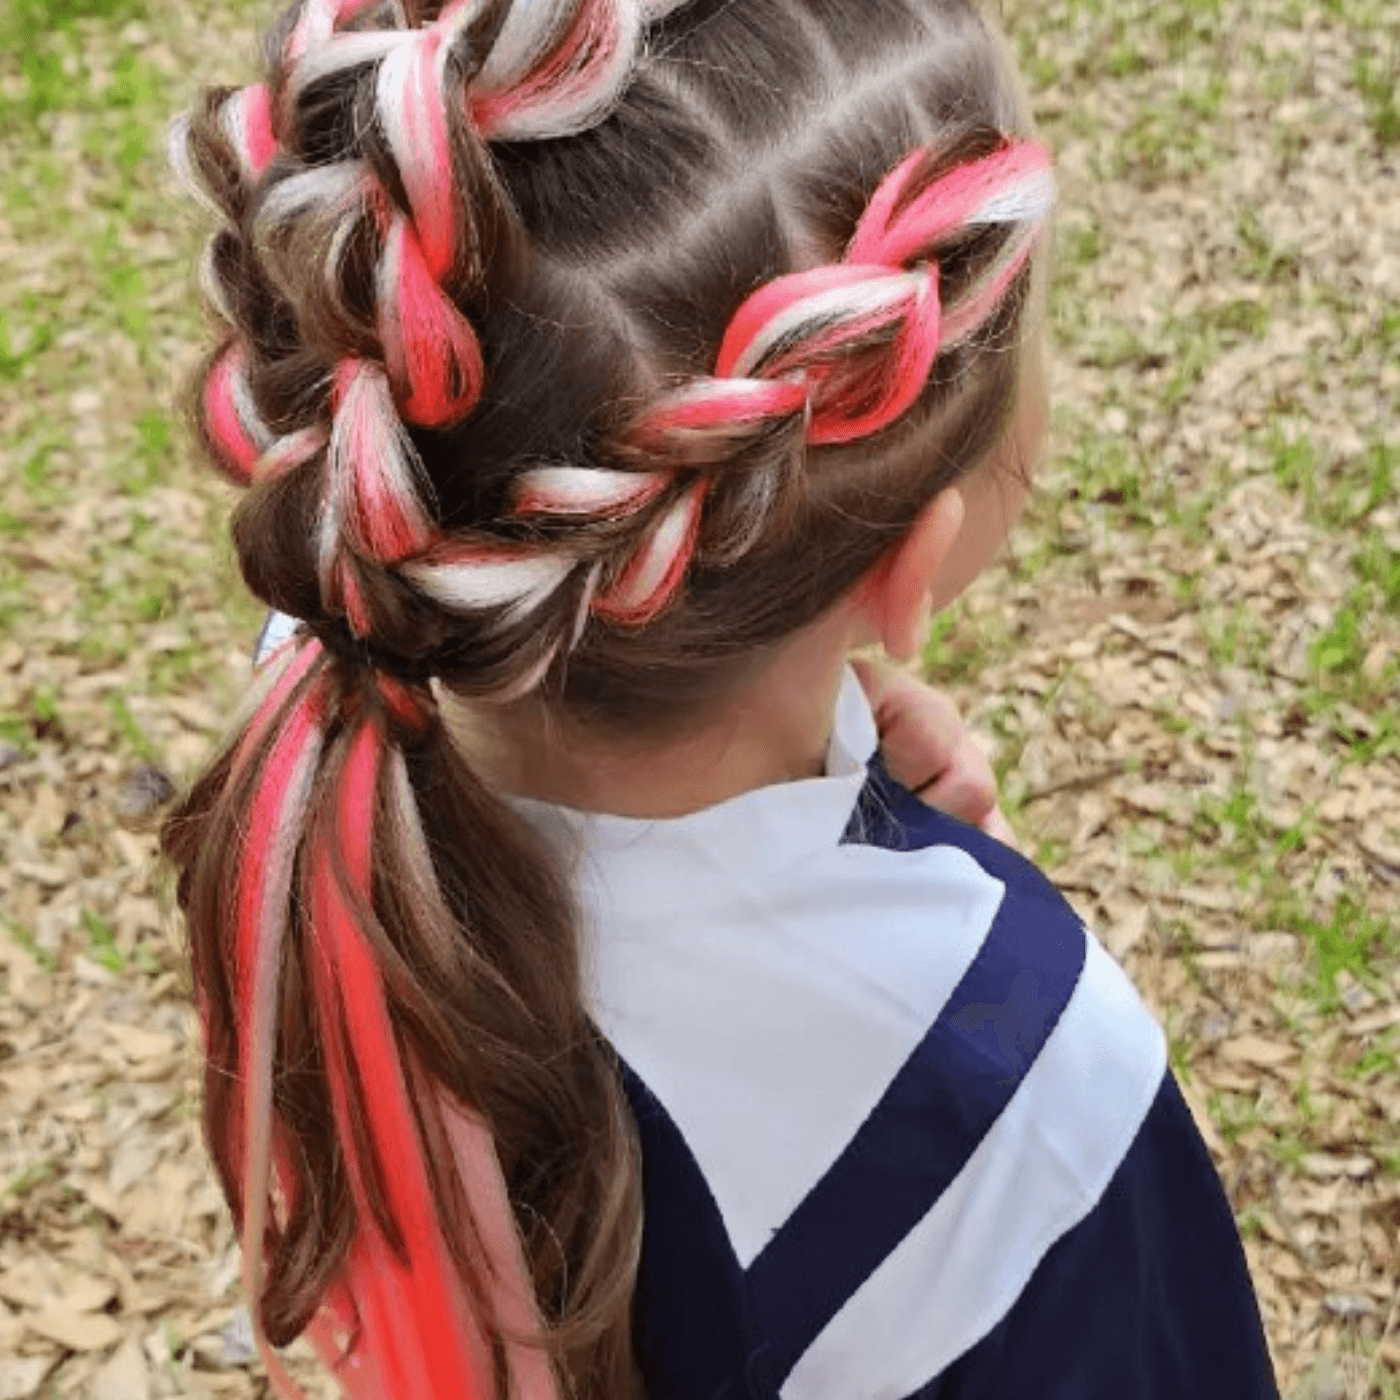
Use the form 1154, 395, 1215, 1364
860, 486, 966, 662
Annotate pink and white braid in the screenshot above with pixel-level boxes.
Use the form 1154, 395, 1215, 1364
198, 0, 690, 644
577, 138, 1056, 625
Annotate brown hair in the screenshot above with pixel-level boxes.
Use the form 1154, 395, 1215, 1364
162, 2, 1040, 1396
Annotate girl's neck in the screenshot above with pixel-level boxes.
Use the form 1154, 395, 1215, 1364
445, 611, 858, 820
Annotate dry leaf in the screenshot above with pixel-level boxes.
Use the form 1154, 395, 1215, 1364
1219, 1035, 1299, 1070
26, 1310, 124, 1352
53, 1274, 117, 1316
105, 1024, 176, 1062
0, 1358, 58, 1400
1300, 1154, 1375, 1180
91, 1337, 150, 1400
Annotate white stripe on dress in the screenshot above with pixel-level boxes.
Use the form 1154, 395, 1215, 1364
782, 933, 1166, 1400
584, 840, 1007, 1269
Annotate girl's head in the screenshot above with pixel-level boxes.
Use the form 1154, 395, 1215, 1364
165, 2, 1051, 1396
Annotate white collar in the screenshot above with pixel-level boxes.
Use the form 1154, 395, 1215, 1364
509, 666, 880, 914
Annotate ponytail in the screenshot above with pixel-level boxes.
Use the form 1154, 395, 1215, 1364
165, 636, 640, 1399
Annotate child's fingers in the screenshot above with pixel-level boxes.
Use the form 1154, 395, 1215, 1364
851, 657, 1002, 829
912, 734, 998, 829
853, 660, 961, 784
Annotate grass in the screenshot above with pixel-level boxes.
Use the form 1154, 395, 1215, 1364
80, 906, 125, 974
1293, 894, 1397, 1007
0, 0, 1393, 1393
1354, 42, 1400, 147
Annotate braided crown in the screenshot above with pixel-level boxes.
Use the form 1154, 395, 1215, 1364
179, 0, 1054, 689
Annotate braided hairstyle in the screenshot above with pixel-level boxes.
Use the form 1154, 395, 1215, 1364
162, 1, 1053, 1396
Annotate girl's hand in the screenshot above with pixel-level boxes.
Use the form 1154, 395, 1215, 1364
851, 656, 1018, 849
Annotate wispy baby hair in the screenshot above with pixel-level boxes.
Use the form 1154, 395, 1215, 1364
163, 1, 1052, 1396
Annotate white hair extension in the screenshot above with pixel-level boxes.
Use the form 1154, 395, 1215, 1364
514, 465, 666, 517
225, 624, 305, 740
328, 362, 435, 563
700, 458, 781, 568
198, 237, 237, 325
938, 219, 1044, 347
490, 639, 561, 701
259, 427, 330, 483
474, 0, 645, 142
403, 549, 575, 619
571, 561, 603, 647
240, 702, 326, 1400
315, 496, 342, 610
253, 162, 365, 252
230, 359, 277, 456
966, 167, 1058, 229
167, 113, 226, 219
288, 28, 408, 97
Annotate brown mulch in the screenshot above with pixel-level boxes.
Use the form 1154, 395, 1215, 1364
1, 0, 1397, 1396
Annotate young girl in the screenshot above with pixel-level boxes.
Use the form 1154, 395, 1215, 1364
164, 1, 1280, 1397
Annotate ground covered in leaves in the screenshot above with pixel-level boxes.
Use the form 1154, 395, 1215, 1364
1, 0, 1397, 1395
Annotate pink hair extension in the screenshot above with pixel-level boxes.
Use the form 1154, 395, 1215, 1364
806, 272, 940, 446
378, 216, 484, 427
304, 1281, 383, 1399
328, 359, 436, 565
676, 139, 1055, 450
846, 142, 1054, 269
441, 1101, 561, 1399
846, 140, 1053, 352
204, 340, 273, 484
306, 720, 497, 1400
382, 747, 560, 1397
374, 28, 459, 282
714, 264, 942, 446
374, 672, 435, 730
232, 666, 328, 1400
592, 484, 706, 625
716, 265, 918, 380
631, 377, 807, 446
937, 217, 1044, 347
338, 556, 375, 638
471, 0, 644, 143
403, 544, 575, 620
233, 635, 325, 778
514, 465, 667, 518
221, 83, 279, 180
